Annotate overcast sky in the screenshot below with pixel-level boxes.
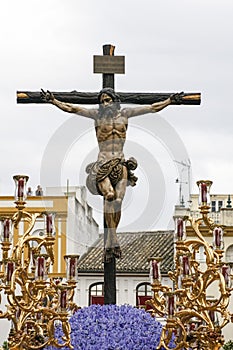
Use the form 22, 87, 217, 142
1, 0, 233, 231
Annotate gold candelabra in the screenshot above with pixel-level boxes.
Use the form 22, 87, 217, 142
147, 180, 233, 350
0, 175, 79, 350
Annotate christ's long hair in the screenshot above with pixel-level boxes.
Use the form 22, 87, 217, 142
98, 88, 121, 117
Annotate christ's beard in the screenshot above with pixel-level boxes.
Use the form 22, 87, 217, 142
98, 103, 120, 118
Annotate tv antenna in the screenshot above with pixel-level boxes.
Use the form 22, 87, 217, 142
174, 159, 191, 206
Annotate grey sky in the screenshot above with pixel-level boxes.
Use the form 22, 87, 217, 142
1, 0, 233, 231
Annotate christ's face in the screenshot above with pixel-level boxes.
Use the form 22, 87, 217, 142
98, 93, 119, 118
100, 93, 113, 107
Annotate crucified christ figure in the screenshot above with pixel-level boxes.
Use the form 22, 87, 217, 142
41, 88, 183, 261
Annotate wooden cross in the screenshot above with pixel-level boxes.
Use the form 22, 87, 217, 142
17, 44, 201, 305
17, 47, 200, 105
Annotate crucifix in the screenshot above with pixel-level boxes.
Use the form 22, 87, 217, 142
17, 44, 201, 305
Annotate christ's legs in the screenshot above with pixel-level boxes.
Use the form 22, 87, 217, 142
104, 199, 121, 260
98, 176, 114, 200
114, 166, 128, 227
102, 166, 128, 261
104, 199, 119, 245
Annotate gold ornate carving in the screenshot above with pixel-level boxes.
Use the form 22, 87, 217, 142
0, 176, 78, 349
147, 180, 231, 350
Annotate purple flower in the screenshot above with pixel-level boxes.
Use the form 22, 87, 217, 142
45, 304, 175, 350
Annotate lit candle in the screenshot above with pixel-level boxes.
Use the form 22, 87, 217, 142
168, 294, 175, 317
222, 265, 229, 286
46, 214, 53, 233
46, 214, 53, 235
201, 183, 207, 203
17, 178, 25, 198
60, 290, 67, 309
177, 218, 184, 239
6, 261, 14, 282
209, 310, 215, 322
37, 256, 45, 279
3, 219, 10, 240
214, 228, 222, 248
69, 257, 76, 279
152, 260, 159, 280
182, 256, 190, 276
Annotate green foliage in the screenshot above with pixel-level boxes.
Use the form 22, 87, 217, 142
2, 341, 8, 350
223, 340, 233, 350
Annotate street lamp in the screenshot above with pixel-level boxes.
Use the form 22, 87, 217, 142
147, 180, 232, 350
0, 175, 79, 349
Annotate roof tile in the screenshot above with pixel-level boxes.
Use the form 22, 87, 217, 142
78, 231, 174, 274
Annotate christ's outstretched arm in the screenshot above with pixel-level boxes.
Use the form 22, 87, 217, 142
125, 92, 184, 118
41, 89, 98, 119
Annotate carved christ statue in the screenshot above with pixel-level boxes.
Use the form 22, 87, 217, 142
41, 88, 183, 261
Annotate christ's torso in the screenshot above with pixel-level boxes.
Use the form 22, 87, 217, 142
95, 112, 128, 161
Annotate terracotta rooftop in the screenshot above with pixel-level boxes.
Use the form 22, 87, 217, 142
78, 231, 174, 274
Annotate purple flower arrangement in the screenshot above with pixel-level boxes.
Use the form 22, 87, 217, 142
45, 304, 175, 350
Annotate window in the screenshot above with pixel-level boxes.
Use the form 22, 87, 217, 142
136, 282, 152, 309
211, 201, 216, 212
212, 200, 224, 212
226, 245, 233, 263
218, 201, 223, 211
89, 282, 104, 305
